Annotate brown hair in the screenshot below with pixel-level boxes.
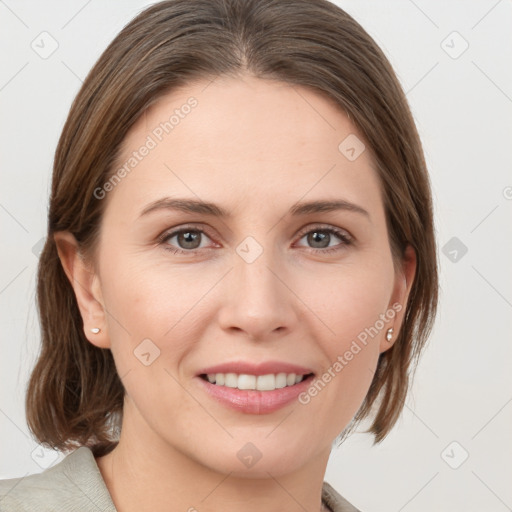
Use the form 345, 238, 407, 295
26, 0, 438, 458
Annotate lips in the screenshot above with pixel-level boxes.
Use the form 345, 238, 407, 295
194, 360, 316, 414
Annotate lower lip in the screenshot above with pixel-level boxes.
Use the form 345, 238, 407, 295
195, 374, 314, 414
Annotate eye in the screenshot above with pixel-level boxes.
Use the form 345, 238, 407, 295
295, 225, 353, 255
158, 226, 216, 255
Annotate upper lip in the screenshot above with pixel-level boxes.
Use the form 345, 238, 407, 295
197, 360, 315, 377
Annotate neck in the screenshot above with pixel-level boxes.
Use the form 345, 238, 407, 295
95, 402, 331, 512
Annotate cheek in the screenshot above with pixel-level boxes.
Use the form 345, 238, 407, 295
98, 253, 216, 367
300, 256, 395, 348
294, 258, 393, 419
101, 249, 199, 323
97, 257, 195, 410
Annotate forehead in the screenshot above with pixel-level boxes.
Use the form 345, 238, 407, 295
105, 75, 382, 220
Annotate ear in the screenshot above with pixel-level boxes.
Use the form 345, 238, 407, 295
380, 244, 417, 353
53, 231, 110, 349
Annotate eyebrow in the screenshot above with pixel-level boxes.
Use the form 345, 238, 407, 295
139, 197, 370, 219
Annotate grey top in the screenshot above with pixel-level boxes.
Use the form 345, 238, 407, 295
0, 446, 361, 511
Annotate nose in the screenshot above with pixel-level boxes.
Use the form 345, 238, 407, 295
217, 241, 298, 342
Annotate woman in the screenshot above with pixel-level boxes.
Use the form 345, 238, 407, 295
0, 0, 438, 510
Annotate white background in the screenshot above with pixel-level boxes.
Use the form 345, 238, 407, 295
1, 1, 511, 511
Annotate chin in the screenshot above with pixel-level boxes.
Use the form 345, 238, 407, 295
188, 430, 320, 478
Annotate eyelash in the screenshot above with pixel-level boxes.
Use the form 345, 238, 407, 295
157, 224, 353, 256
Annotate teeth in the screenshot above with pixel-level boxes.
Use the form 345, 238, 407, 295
275, 373, 287, 389
238, 374, 256, 390
205, 372, 307, 391
224, 373, 238, 388
257, 374, 275, 391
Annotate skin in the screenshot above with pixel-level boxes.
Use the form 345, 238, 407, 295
55, 74, 416, 512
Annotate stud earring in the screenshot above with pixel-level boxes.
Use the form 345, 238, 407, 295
91, 327, 101, 334
386, 328, 394, 342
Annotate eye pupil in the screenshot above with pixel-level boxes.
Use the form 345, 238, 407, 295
178, 231, 201, 249
308, 231, 330, 248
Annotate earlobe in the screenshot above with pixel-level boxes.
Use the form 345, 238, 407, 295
379, 244, 417, 353
53, 231, 110, 349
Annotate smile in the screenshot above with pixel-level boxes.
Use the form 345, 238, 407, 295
196, 372, 316, 414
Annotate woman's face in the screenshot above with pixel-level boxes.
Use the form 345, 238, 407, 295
78, 75, 414, 476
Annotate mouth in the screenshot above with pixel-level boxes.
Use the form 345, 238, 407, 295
195, 366, 316, 414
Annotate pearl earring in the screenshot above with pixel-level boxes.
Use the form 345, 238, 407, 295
386, 328, 393, 342
91, 327, 101, 334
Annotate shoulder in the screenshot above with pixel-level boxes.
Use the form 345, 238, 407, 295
322, 481, 362, 512
0, 446, 117, 512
